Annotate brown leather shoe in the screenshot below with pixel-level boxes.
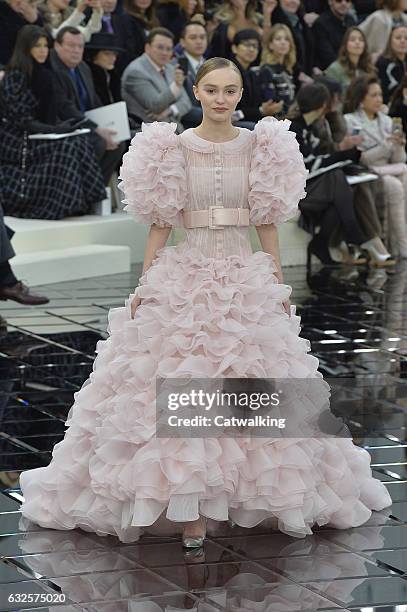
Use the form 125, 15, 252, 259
0, 281, 49, 305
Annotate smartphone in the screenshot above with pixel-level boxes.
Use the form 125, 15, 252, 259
392, 117, 403, 134
177, 57, 189, 76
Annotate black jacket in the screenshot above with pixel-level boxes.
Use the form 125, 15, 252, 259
290, 115, 360, 175
49, 49, 101, 127
234, 59, 263, 122
86, 61, 121, 106
0, 1, 43, 66
376, 56, 406, 105
271, 6, 314, 74
114, 14, 148, 76
312, 10, 357, 70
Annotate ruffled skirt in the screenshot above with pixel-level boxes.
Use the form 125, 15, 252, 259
19, 244, 392, 542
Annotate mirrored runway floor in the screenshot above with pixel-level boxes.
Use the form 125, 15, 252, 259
0, 262, 407, 611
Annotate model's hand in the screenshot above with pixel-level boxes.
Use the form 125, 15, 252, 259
131, 295, 141, 319
283, 300, 291, 317
96, 127, 119, 150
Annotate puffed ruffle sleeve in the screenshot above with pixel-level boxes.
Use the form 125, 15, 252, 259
248, 116, 308, 226
118, 122, 187, 227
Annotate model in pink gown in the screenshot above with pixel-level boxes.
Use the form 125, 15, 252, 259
19, 117, 392, 543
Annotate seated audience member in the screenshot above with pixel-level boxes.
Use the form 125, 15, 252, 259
389, 74, 407, 146
114, 0, 159, 75
0, 0, 43, 66
156, 0, 203, 43
50, 26, 125, 184
99, 0, 118, 32
376, 25, 407, 104
359, 0, 407, 57
325, 26, 374, 99
121, 27, 191, 132
259, 23, 299, 117
0, 25, 106, 219
271, 0, 314, 78
312, 0, 357, 71
344, 75, 407, 259
290, 82, 376, 266
313, 74, 394, 265
207, 0, 263, 62
354, 0, 377, 21
231, 29, 281, 129
0, 201, 49, 304
174, 20, 207, 128
84, 32, 122, 104
39, 0, 102, 41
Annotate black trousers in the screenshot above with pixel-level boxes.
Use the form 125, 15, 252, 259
91, 132, 127, 185
302, 169, 368, 246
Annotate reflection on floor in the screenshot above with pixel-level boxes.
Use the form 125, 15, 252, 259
0, 262, 407, 611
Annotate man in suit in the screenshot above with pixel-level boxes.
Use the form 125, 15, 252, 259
121, 27, 192, 133
0, 202, 48, 306
174, 20, 207, 128
50, 26, 125, 185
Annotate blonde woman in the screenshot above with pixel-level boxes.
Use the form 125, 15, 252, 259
259, 23, 300, 116
19, 57, 391, 548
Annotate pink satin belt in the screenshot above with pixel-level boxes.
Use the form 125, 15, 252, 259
183, 206, 250, 229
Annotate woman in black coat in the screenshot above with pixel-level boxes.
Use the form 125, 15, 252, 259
0, 25, 106, 220
84, 32, 123, 105
114, 0, 159, 75
0, 0, 43, 66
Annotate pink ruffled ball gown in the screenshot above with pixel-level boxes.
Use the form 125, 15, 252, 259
19, 117, 392, 542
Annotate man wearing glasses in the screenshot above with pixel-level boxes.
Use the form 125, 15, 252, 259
121, 27, 192, 133
312, 0, 357, 70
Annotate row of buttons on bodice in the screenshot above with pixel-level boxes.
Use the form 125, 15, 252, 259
214, 147, 224, 258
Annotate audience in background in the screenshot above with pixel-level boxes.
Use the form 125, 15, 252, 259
259, 23, 299, 116
359, 0, 407, 57
271, 0, 314, 78
174, 19, 207, 127
121, 26, 191, 131
156, 0, 204, 42
290, 82, 371, 266
51, 26, 125, 184
84, 31, 123, 104
0, 25, 106, 219
389, 74, 407, 144
376, 24, 407, 103
39, 0, 102, 41
114, 0, 159, 75
312, 0, 357, 71
344, 75, 407, 259
99, 0, 119, 32
207, 0, 263, 61
325, 26, 374, 98
0, 0, 44, 66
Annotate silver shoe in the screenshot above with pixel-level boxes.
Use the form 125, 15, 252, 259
182, 516, 206, 548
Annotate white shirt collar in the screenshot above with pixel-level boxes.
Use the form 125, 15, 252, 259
183, 51, 204, 74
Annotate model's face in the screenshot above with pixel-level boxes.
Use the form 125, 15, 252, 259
30, 36, 49, 63
55, 32, 84, 68
180, 24, 207, 58
101, 0, 117, 12
280, 0, 300, 14
362, 83, 383, 115
269, 30, 290, 57
346, 30, 365, 56
391, 27, 407, 57
232, 38, 259, 66
145, 34, 173, 67
329, 0, 351, 19
93, 49, 118, 70
193, 67, 242, 122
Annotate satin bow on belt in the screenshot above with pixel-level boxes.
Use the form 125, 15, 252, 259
182, 206, 250, 229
